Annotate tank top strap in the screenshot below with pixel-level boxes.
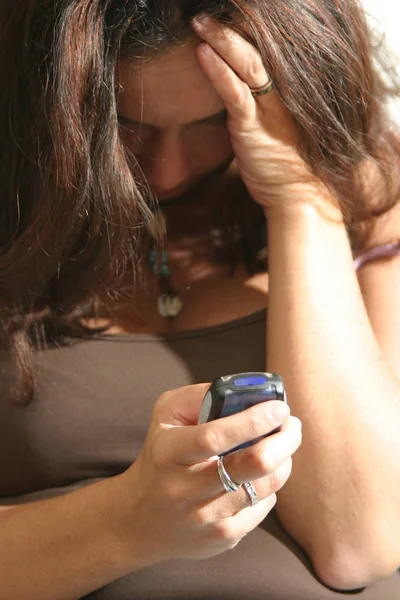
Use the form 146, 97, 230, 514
354, 242, 400, 271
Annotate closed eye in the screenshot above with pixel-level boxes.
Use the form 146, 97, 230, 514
192, 109, 228, 127
117, 115, 156, 136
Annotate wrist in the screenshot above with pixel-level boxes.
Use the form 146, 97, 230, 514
264, 193, 344, 227
105, 470, 163, 571
265, 194, 351, 274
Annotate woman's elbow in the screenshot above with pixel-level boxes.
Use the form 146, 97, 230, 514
311, 541, 400, 591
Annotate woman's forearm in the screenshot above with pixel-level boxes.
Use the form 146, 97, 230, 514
265, 202, 400, 589
0, 474, 153, 600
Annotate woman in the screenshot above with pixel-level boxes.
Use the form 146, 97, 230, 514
0, 0, 399, 598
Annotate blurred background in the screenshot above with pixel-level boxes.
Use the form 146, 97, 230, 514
362, 0, 400, 121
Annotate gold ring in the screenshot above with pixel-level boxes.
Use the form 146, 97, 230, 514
250, 80, 274, 97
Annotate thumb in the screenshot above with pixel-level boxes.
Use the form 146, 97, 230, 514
154, 383, 211, 426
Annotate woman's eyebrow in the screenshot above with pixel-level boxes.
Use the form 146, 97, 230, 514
117, 109, 228, 128
117, 114, 151, 127
192, 109, 228, 125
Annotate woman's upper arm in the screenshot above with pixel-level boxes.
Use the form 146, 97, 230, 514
358, 257, 400, 381
357, 202, 400, 381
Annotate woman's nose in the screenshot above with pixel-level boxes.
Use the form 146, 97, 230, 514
142, 131, 192, 200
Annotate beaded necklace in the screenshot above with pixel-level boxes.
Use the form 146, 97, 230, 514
148, 248, 183, 318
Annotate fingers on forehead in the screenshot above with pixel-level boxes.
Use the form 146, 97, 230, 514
195, 21, 268, 92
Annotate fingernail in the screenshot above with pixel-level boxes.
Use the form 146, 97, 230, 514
192, 14, 211, 29
293, 416, 303, 432
268, 401, 289, 422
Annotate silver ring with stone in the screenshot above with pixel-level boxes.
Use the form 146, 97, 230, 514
217, 457, 259, 506
242, 481, 259, 506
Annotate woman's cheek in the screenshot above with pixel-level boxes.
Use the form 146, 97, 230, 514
186, 125, 233, 168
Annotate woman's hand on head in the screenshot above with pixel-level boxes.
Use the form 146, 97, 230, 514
120, 383, 302, 564
192, 16, 337, 215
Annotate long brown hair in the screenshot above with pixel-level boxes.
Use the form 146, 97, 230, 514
1, 0, 399, 403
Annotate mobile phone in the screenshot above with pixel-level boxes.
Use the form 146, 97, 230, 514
198, 372, 287, 455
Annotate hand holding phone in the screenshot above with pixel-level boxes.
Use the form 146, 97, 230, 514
198, 372, 287, 455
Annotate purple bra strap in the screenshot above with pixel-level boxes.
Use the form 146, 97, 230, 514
354, 242, 400, 271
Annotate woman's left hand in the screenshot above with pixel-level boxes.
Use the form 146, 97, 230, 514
192, 16, 335, 213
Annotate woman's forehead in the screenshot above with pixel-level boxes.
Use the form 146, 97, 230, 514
116, 39, 225, 128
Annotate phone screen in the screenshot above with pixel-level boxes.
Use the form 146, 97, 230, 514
220, 388, 277, 418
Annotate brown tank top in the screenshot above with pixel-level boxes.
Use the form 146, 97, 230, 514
0, 309, 398, 599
